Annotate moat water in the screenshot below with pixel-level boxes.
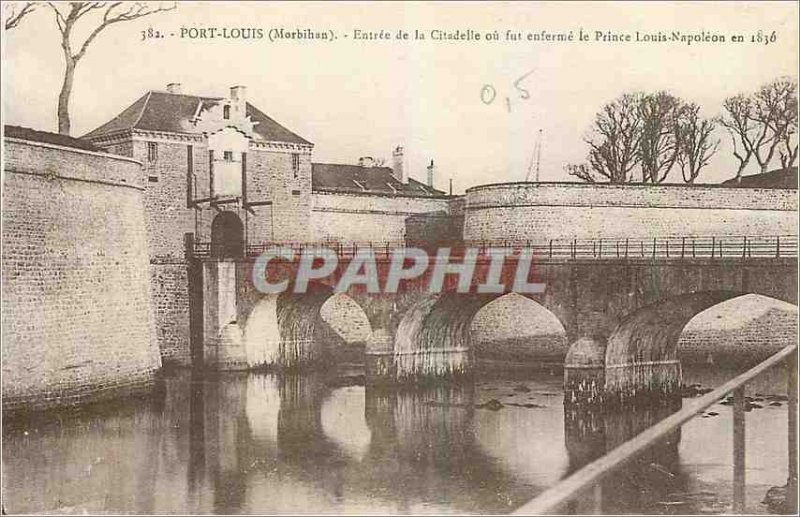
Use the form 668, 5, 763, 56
2, 354, 792, 515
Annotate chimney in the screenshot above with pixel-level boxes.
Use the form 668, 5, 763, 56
392, 146, 405, 183
166, 82, 182, 94
358, 156, 376, 168
229, 85, 247, 116
427, 159, 435, 188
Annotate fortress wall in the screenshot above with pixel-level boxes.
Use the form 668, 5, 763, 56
464, 183, 798, 242
311, 191, 451, 243
2, 138, 160, 412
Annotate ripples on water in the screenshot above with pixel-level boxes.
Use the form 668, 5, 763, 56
1, 363, 790, 515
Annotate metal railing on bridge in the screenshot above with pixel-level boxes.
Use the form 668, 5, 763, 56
191, 235, 798, 260
512, 345, 798, 515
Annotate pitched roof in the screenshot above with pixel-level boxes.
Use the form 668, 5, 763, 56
82, 90, 311, 145
722, 167, 798, 189
311, 163, 446, 197
5, 125, 103, 152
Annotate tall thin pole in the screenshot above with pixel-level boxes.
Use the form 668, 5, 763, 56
535, 129, 543, 183
525, 128, 543, 182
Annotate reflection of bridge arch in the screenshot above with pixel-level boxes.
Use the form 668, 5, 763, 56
604, 291, 798, 402
239, 374, 541, 513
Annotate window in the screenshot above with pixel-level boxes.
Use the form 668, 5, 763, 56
224, 151, 234, 162
147, 142, 158, 162
292, 153, 300, 178
223, 105, 231, 120
148, 176, 159, 183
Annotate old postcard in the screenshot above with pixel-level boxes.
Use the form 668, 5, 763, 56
2, 1, 798, 515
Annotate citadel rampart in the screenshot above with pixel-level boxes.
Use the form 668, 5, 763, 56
2, 136, 160, 412
463, 182, 798, 242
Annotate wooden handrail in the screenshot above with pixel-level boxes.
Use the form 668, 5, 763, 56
513, 344, 798, 515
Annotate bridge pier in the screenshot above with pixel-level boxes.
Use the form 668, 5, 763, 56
564, 337, 606, 407
202, 261, 248, 369
365, 328, 395, 383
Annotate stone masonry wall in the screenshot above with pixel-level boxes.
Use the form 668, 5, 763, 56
311, 191, 450, 243
132, 137, 196, 366
246, 146, 313, 243
2, 138, 160, 411
678, 307, 797, 367
464, 183, 798, 242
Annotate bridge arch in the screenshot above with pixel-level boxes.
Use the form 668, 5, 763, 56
604, 291, 798, 403
471, 293, 568, 363
241, 284, 372, 369
319, 293, 373, 345
394, 292, 568, 379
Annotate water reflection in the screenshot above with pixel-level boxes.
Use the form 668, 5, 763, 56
564, 400, 687, 514
1, 366, 790, 515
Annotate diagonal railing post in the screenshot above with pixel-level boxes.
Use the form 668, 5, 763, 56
512, 345, 797, 516
733, 386, 746, 513
788, 348, 798, 514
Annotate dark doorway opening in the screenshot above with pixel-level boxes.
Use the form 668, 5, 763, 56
210, 212, 244, 258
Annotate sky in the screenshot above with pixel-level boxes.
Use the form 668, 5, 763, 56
2, 1, 798, 192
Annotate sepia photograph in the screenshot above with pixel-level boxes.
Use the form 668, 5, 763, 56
1, 1, 798, 514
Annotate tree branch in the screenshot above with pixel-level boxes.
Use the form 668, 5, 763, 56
4, 2, 36, 30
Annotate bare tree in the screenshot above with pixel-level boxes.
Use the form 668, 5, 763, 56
4, 2, 36, 30
765, 78, 798, 170
779, 119, 798, 169
565, 163, 596, 183
718, 94, 758, 183
638, 91, 682, 183
582, 93, 644, 184
752, 77, 797, 173
675, 103, 719, 184
719, 77, 798, 182
45, 2, 176, 135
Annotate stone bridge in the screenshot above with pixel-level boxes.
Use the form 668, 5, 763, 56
192, 235, 797, 405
